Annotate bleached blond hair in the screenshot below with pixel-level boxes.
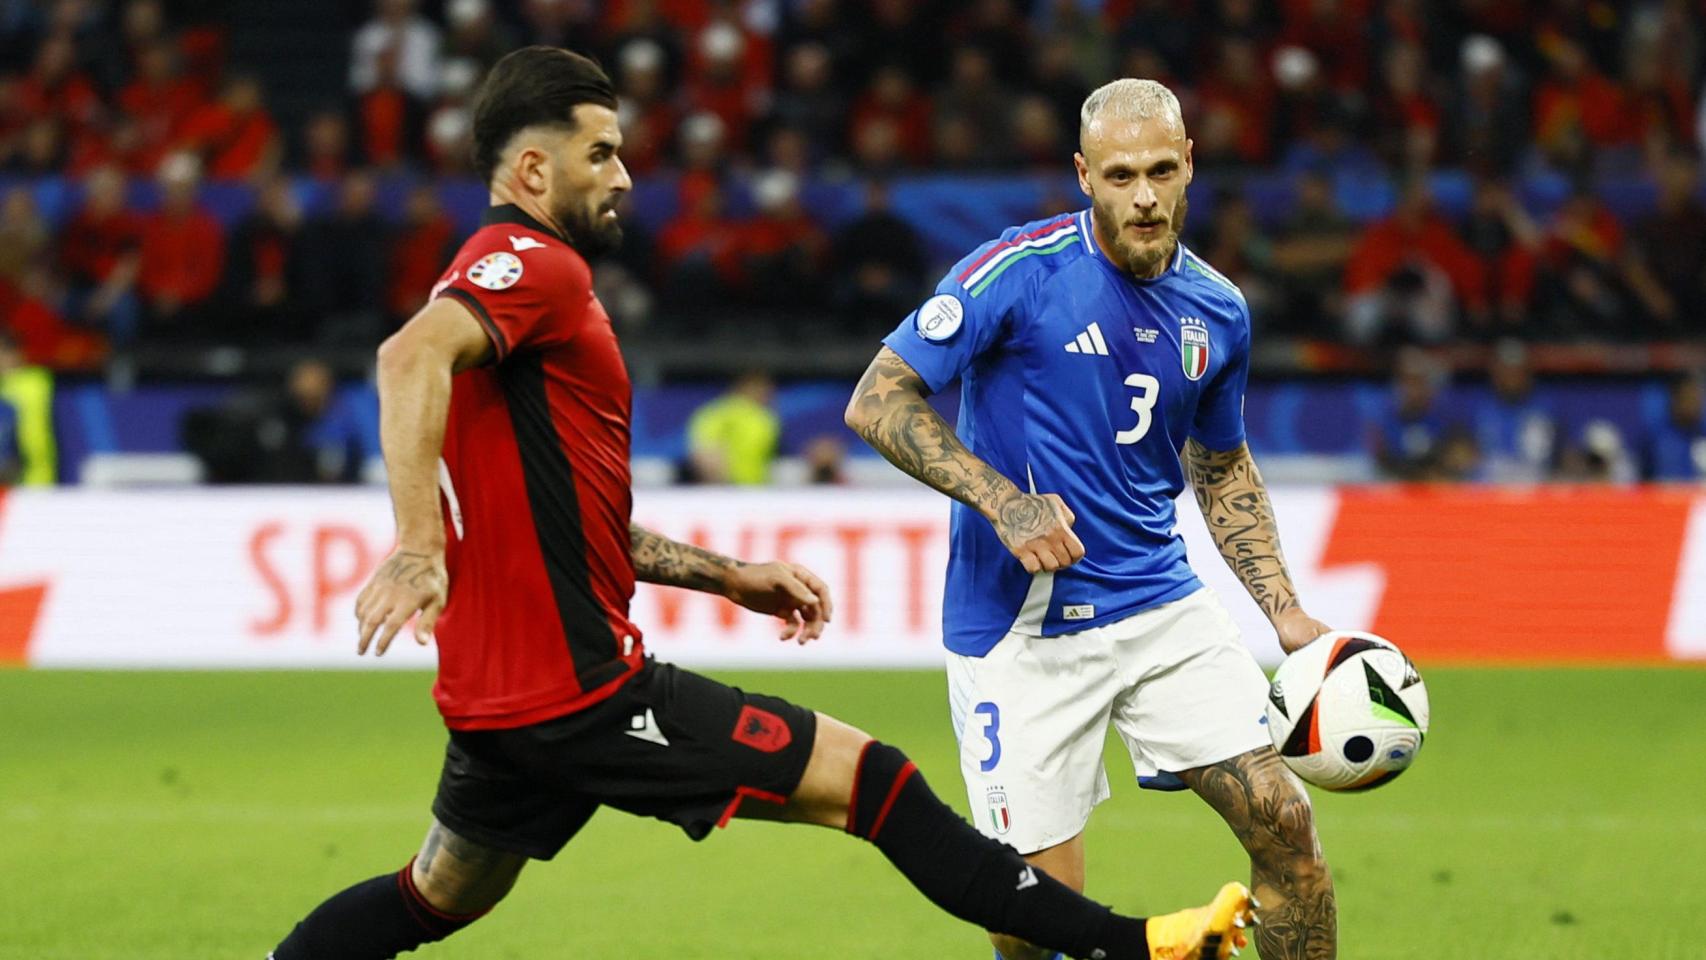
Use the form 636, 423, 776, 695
1079, 78, 1184, 150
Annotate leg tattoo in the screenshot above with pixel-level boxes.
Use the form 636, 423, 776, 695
1181, 748, 1336, 960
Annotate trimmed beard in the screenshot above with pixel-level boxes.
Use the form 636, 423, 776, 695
559, 201, 624, 258
1101, 192, 1189, 277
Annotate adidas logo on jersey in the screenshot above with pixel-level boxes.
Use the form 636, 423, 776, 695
1063, 321, 1110, 356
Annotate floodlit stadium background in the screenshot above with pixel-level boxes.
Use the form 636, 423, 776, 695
1, 3, 1704, 958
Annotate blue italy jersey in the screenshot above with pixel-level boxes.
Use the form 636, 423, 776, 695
882, 208, 1251, 656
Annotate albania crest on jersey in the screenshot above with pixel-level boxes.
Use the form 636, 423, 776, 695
1180, 319, 1210, 380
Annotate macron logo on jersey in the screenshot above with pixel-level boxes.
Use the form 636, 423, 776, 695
509, 235, 548, 251
1063, 321, 1110, 356
625, 708, 670, 746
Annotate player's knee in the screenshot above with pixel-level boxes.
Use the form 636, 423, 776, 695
783, 712, 873, 829
845, 740, 919, 840
411, 855, 522, 916
990, 931, 1057, 960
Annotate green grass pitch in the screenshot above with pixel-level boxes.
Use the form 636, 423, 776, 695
2, 667, 1702, 959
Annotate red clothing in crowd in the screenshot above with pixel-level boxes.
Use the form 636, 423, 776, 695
849, 90, 933, 166
59, 209, 143, 285
388, 213, 454, 318
17, 73, 102, 131
684, 74, 755, 150
1344, 213, 1487, 310
658, 179, 744, 287
738, 213, 825, 266
174, 103, 277, 179
616, 100, 678, 175
1197, 79, 1276, 163
1278, 0, 1372, 90
137, 208, 225, 306
1533, 70, 1633, 148
599, 0, 713, 35
1545, 201, 1625, 268
118, 76, 206, 170
0, 279, 106, 369
358, 87, 412, 167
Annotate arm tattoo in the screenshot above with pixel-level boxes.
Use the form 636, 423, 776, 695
629, 522, 742, 594
848, 350, 1029, 536
1183, 439, 1300, 621
376, 552, 437, 589
1181, 750, 1337, 960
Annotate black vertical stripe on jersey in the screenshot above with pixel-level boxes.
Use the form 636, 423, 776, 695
499, 353, 626, 692
442, 288, 510, 362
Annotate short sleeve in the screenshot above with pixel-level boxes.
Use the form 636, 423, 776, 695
1190, 302, 1251, 450
880, 248, 1016, 393
437, 245, 588, 362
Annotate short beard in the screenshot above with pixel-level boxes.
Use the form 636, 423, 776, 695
1101, 193, 1189, 277
559, 202, 623, 258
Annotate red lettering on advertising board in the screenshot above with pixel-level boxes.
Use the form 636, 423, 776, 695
249, 522, 290, 636
636, 519, 946, 642
832, 525, 868, 631
313, 525, 373, 633
896, 523, 935, 633
0, 489, 49, 666
247, 521, 382, 638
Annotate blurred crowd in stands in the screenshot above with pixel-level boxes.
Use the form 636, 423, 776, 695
0, 0, 1703, 485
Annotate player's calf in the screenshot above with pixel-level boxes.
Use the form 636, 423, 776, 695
1182, 748, 1336, 960
991, 837, 1087, 960
269, 821, 525, 960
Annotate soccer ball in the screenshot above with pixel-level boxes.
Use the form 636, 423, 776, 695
1264, 630, 1430, 792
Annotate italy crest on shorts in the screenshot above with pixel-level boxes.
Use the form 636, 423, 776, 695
1180, 318, 1210, 380
985, 787, 1011, 835
469, 252, 524, 290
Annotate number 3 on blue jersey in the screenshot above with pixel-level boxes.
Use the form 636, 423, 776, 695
974, 701, 1001, 772
1116, 373, 1160, 444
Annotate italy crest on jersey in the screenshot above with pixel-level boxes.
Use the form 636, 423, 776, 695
1180, 317, 1210, 380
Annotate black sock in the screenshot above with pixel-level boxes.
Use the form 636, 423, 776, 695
270, 860, 486, 960
845, 742, 1148, 960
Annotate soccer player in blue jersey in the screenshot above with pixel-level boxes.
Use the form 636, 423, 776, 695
848, 79, 1337, 960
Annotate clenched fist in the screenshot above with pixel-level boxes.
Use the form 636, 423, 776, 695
991, 492, 1085, 574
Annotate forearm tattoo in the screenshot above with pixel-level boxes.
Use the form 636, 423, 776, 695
629, 522, 741, 593
1184, 439, 1300, 621
1181, 750, 1337, 960
849, 350, 1028, 536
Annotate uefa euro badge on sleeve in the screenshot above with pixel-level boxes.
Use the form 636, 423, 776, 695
1179, 316, 1209, 380
915, 294, 965, 343
469, 252, 524, 290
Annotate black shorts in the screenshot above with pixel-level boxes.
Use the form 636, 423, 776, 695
431, 659, 817, 860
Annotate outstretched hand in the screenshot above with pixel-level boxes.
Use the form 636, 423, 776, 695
355, 548, 448, 656
723, 562, 835, 644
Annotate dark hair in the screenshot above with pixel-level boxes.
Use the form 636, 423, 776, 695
471, 46, 617, 183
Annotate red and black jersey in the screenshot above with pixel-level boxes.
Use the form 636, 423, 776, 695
429, 204, 643, 731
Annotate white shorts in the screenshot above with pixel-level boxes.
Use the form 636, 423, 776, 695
947, 587, 1270, 854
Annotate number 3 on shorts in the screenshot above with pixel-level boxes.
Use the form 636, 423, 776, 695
974, 701, 1001, 772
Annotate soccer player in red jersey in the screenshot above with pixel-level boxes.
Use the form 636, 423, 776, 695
267, 48, 1253, 960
